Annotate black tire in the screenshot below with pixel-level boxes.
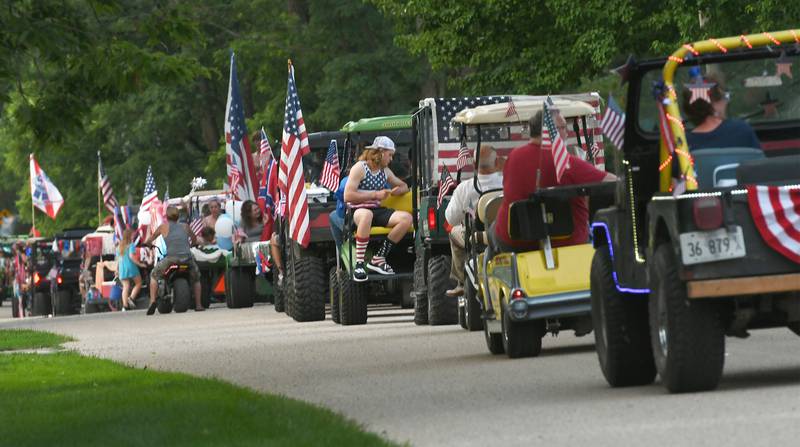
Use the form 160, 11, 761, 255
291, 256, 327, 322
649, 244, 725, 393
413, 253, 428, 325
463, 279, 484, 331
484, 320, 504, 355
591, 245, 656, 387
200, 275, 212, 309
55, 289, 73, 316
427, 255, 457, 325
340, 276, 367, 325
329, 266, 341, 324
32, 291, 51, 316
172, 278, 191, 313
11, 296, 20, 318
226, 267, 255, 309
157, 298, 173, 314
274, 280, 285, 312
458, 303, 468, 329
285, 262, 295, 318
501, 302, 543, 358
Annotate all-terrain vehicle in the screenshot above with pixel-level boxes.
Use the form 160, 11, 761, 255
451, 95, 613, 358
590, 30, 800, 393
49, 228, 94, 315
146, 244, 196, 314
329, 115, 415, 325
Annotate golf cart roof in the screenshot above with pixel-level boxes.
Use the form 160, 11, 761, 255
340, 115, 413, 133
453, 97, 597, 125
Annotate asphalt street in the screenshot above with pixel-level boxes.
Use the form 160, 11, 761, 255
2, 301, 800, 446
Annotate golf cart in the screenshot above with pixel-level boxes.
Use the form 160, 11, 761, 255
330, 115, 415, 325
591, 30, 800, 392
50, 228, 94, 315
452, 94, 614, 358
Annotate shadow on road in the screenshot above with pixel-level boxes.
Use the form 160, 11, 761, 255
718, 365, 800, 392
539, 342, 596, 357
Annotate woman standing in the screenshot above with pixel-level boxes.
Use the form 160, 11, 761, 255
117, 228, 144, 310
238, 200, 265, 242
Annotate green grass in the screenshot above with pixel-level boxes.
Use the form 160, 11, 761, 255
0, 331, 397, 447
0, 329, 74, 351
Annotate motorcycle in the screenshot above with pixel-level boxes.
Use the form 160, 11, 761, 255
145, 244, 194, 314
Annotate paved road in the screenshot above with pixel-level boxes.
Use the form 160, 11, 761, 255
3, 301, 800, 446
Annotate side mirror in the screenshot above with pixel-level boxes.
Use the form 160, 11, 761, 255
508, 197, 573, 241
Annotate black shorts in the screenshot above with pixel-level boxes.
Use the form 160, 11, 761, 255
370, 207, 395, 227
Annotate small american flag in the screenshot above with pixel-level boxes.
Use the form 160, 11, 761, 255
505, 98, 518, 118
437, 163, 456, 209
140, 165, 158, 212
260, 127, 273, 167
319, 139, 340, 191
589, 142, 602, 162
229, 165, 243, 193
456, 144, 472, 171
190, 217, 204, 238
98, 152, 118, 214
600, 95, 625, 150
542, 97, 570, 183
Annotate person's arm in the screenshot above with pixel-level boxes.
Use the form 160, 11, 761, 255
564, 155, 616, 184
445, 183, 466, 227
143, 223, 166, 245
343, 164, 385, 203
384, 168, 409, 195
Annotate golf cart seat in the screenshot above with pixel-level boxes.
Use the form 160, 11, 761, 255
477, 190, 504, 226
367, 192, 414, 236
736, 154, 800, 185
691, 147, 764, 188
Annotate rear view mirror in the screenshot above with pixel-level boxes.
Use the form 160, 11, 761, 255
508, 197, 573, 242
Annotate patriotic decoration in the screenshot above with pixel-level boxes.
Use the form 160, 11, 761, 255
505, 98, 518, 118
279, 61, 311, 247
541, 97, 570, 183
98, 152, 118, 214
684, 79, 715, 104
29, 154, 64, 219
190, 217, 205, 238
259, 127, 273, 169
589, 141, 602, 163
140, 165, 158, 212
747, 185, 800, 264
456, 143, 472, 171
437, 163, 456, 209
319, 139, 341, 191
600, 95, 625, 150
113, 206, 132, 242
656, 100, 687, 196
775, 51, 793, 79
258, 149, 279, 217
225, 53, 259, 201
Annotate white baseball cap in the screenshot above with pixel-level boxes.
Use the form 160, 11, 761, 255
365, 136, 396, 152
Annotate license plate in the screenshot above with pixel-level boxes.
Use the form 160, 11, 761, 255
679, 226, 746, 266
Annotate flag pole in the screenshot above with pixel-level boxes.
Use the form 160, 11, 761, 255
97, 152, 102, 227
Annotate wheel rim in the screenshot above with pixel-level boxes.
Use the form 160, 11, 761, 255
656, 281, 669, 358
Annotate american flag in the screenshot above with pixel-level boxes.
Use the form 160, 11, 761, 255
225, 53, 259, 201
279, 62, 311, 247
456, 143, 472, 171
229, 165, 243, 193
260, 127, 273, 167
600, 95, 625, 150
437, 163, 456, 209
97, 152, 118, 214
542, 97, 570, 183
140, 165, 158, 212
505, 98, 518, 118
319, 139, 340, 191
113, 206, 132, 242
190, 217, 204, 238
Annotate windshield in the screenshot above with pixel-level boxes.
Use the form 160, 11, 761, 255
638, 52, 800, 134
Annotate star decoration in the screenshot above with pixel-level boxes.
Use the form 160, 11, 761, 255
610, 55, 636, 86
775, 51, 793, 79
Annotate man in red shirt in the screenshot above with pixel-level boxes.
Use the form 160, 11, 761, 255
491, 109, 616, 252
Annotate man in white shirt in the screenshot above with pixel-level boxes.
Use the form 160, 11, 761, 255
444, 145, 504, 297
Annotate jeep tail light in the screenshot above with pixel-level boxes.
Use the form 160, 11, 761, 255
692, 197, 723, 230
56, 274, 63, 285
428, 207, 436, 231
511, 289, 525, 300
33, 272, 41, 286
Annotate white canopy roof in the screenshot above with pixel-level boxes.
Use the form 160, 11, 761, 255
453, 94, 598, 125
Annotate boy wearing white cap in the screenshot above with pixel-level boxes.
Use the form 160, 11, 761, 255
344, 136, 411, 281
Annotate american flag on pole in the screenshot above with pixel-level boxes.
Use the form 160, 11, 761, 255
98, 152, 118, 214
437, 163, 456, 209
319, 139, 341, 191
259, 127, 273, 168
600, 95, 625, 150
505, 98, 518, 118
541, 97, 570, 183
456, 143, 472, 171
225, 53, 259, 202
140, 165, 158, 212
190, 217, 204, 238
229, 165, 243, 194
279, 61, 311, 247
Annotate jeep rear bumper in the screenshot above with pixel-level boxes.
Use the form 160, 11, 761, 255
687, 272, 800, 299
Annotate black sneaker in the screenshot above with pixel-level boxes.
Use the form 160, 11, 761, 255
146, 302, 157, 316
353, 262, 368, 282
367, 259, 394, 275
